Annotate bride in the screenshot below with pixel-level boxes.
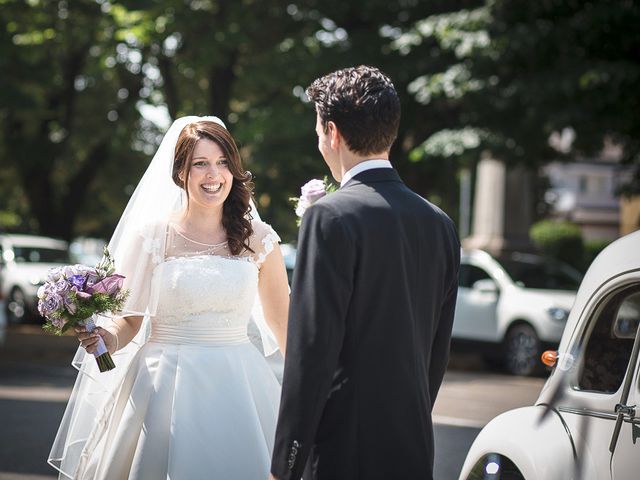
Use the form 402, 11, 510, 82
48, 116, 290, 479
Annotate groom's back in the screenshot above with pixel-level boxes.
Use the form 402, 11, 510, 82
310, 168, 460, 479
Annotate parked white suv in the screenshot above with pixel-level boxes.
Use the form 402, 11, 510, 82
452, 249, 581, 376
0, 234, 70, 323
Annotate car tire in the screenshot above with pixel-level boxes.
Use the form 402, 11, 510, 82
7, 287, 28, 324
466, 453, 525, 479
503, 323, 541, 376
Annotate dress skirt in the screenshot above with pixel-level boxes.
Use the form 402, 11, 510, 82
78, 339, 281, 480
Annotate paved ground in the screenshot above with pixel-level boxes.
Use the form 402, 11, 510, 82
0, 326, 545, 480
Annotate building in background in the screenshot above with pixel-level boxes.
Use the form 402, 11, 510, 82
543, 142, 634, 241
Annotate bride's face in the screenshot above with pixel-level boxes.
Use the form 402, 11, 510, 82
186, 138, 234, 211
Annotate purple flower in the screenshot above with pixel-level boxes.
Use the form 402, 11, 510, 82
50, 317, 66, 329
38, 294, 63, 318
69, 275, 86, 290
85, 272, 99, 289
89, 274, 125, 296
301, 179, 327, 202
296, 179, 327, 218
63, 295, 77, 315
51, 278, 70, 297
76, 291, 92, 300
46, 267, 64, 283
63, 264, 94, 279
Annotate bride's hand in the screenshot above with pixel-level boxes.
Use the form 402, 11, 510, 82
75, 326, 118, 355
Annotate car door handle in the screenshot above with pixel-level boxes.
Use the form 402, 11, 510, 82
609, 403, 636, 453
615, 404, 636, 418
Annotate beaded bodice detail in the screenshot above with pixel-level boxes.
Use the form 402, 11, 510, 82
148, 220, 279, 345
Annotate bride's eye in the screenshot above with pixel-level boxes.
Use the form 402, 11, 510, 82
218, 159, 229, 166
192, 161, 207, 167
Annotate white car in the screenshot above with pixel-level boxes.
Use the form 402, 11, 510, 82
458, 230, 640, 479
453, 250, 581, 376
0, 234, 70, 323
280, 243, 297, 285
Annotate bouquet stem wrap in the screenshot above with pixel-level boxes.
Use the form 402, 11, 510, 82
82, 315, 115, 372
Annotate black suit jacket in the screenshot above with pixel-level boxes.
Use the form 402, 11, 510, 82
271, 168, 460, 480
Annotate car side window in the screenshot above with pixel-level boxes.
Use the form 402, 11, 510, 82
578, 286, 640, 394
459, 264, 492, 289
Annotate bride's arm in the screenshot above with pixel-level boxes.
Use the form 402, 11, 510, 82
258, 244, 290, 356
76, 315, 144, 355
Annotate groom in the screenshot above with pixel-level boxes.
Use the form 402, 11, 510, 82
270, 66, 460, 480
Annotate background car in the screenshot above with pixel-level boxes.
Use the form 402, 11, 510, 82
452, 250, 582, 376
458, 230, 640, 480
0, 234, 70, 324
69, 237, 107, 267
280, 243, 297, 286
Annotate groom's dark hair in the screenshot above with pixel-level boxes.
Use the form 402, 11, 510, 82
306, 65, 400, 156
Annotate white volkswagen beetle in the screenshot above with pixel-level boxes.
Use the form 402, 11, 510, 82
458, 230, 640, 480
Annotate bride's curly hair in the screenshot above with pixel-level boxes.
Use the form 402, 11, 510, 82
172, 120, 254, 256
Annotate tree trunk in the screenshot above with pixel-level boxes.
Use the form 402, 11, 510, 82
208, 50, 238, 122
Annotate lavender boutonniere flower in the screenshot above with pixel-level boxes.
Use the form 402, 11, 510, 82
290, 177, 338, 225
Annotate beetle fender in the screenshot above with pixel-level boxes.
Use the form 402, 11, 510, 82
458, 406, 591, 480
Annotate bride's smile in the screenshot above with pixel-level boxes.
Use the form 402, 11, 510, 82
202, 182, 223, 193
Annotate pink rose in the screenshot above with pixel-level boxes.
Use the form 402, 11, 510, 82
296, 179, 327, 218
300, 179, 326, 202
76, 291, 92, 300
89, 274, 125, 296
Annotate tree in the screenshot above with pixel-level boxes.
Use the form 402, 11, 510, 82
1, 0, 486, 241
395, 0, 640, 179
133, 0, 476, 238
0, 0, 149, 240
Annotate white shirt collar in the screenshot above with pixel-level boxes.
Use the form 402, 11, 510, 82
340, 159, 393, 187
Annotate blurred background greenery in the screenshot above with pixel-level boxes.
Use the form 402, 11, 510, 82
1, 0, 638, 253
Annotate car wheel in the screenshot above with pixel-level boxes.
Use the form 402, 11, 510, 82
504, 323, 541, 376
466, 453, 525, 479
7, 287, 28, 324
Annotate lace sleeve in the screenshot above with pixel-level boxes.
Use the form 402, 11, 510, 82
249, 220, 281, 267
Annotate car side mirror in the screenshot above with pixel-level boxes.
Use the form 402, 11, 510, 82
472, 279, 499, 294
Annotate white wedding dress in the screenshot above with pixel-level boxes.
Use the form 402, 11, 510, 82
72, 220, 282, 479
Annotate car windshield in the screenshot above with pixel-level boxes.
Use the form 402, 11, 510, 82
13, 246, 70, 264
498, 255, 583, 291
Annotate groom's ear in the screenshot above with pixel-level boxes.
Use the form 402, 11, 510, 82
327, 121, 341, 150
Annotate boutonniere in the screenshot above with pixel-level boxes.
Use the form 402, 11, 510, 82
290, 177, 338, 225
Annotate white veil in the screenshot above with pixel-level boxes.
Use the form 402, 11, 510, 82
48, 115, 278, 479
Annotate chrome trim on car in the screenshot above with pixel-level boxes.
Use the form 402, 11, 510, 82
537, 403, 577, 459
558, 406, 640, 424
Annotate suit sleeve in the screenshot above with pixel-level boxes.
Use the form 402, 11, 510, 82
428, 222, 460, 404
271, 202, 354, 479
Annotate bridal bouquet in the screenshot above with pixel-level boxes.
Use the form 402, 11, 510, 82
38, 248, 129, 372
291, 177, 337, 224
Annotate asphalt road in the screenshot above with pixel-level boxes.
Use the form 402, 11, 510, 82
0, 327, 545, 480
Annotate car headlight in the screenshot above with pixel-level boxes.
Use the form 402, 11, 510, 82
548, 307, 570, 322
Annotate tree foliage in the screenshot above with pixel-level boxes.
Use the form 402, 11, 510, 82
1, 0, 638, 243
398, 0, 640, 176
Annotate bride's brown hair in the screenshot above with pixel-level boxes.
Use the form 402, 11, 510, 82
172, 120, 254, 255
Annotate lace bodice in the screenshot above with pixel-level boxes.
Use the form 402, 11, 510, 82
144, 220, 280, 345
163, 220, 280, 265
